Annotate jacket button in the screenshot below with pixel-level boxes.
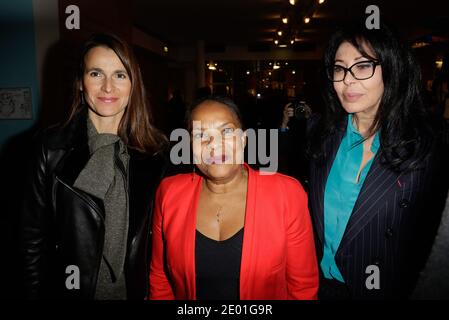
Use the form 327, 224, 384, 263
399, 199, 410, 208
385, 228, 394, 238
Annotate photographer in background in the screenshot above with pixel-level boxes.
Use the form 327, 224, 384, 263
278, 98, 312, 186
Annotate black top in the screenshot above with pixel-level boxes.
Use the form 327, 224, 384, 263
195, 228, 244, 300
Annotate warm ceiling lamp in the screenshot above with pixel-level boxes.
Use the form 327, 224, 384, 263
318, 0, 325, 4
304, 17, 310, 24
277, 30, 283, 36
274, 39, 279, 45
290, 39, 295, 44
282, 17, 288, 24
289, 0, 296, 5
208, 61, 217, 70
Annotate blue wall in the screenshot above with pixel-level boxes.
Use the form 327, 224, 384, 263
0, 0, 39, 149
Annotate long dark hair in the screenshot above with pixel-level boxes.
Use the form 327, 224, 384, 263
309, 22, 433, 171
65, 33, 167, 154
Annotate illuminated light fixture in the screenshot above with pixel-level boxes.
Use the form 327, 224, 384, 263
289, 0, 296, 5
269, 62, 272, 65
208, 61, 217, 70
290, 39, 295, 44
273, 64, 281, 69
277, 30, 283, 36
282, 17, 288, 24
411, 42, 429, 48
268, 71, 272, 76
285, 62, 289, 66
436, 59, 443, 69
163, 46, 168, 53
318, 0, 325, 4
246, 70, 250, 75
292, 70, 296, 74
274, 39, 279, 45
279, 44, 288, 48
304, 17, 310, 24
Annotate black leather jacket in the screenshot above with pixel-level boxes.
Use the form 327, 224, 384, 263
20, 112, 168, 299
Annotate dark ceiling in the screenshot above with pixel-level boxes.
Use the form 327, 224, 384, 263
134, 0, 449, 48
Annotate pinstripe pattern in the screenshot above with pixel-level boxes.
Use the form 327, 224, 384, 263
309, 117, 438, 299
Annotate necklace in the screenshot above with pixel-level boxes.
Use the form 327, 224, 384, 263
216, 206, 224, 224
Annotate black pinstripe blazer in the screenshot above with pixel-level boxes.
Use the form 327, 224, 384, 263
308, 116, 444, 299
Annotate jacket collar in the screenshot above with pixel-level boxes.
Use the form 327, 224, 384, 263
53, 109, 168, 242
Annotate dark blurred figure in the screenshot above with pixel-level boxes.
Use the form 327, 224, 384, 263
166, 89, 186, 132
278, 95, 313, 186
195, 86, 212, 99
413, 190, 449, 299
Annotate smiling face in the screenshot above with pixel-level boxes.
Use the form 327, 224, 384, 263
191, 101, 246, 183
82, 46, 131, 131
333, 41, 384, 117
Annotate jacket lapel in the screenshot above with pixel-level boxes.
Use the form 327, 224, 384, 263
336, 152, 400, 254
188, 173, 203, 299
239, 164, 257, 299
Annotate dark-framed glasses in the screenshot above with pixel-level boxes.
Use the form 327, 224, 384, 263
327, 60, 381, 82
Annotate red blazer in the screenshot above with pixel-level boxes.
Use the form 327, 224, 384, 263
149, 164, 318, 300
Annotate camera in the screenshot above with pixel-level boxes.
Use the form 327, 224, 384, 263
290, 100, 311, 120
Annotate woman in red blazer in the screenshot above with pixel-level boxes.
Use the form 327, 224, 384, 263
149, 96, 318, 300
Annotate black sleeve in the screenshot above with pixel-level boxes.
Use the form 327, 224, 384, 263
20, 132, 54, 299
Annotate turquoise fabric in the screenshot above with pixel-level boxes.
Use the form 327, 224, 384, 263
321, 114, 380, 282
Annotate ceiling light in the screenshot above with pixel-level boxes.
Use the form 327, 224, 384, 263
163, 46, 168, 53
277, 30, 283, 36
208, 61, 217, 70
279, 44, 287, 48
273, 64, 280, 69
304, 17, 310, 24
268, 72, 272, 76
292, 70, 296, 74
290, 39, 295, 44
246, 70, 250, 75
289, 0, 296, 5
274, 39, 279, 45
282, 17, 288, 24
318, 0, 325, 4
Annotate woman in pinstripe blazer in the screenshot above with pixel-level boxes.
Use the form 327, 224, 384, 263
307, 22, 447, 299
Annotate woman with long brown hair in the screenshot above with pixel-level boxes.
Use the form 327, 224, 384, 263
21, 33, 167, 299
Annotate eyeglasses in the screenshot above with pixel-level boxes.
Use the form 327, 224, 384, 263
326, 60, 381, 82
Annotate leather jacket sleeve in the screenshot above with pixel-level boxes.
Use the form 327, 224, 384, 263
20, 133, 55, 299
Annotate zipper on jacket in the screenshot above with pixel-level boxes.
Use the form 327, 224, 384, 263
55, 176, 105, 222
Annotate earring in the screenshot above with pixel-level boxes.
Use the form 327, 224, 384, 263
80, 91, 86, 106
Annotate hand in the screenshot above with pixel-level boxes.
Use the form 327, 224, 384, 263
281, 103, 294, 129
